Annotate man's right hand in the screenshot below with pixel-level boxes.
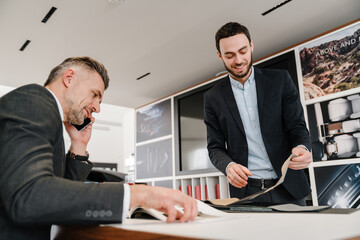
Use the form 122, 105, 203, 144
129, 185, 198, 223
226, 163, 252, 188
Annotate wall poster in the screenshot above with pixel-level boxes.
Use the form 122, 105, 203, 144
136, 99, 171, 143
314, 163, 360, 209
136, 138, 172, 179
299, 22, 360, 100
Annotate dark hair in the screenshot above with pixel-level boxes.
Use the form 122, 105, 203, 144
215, 22, 251, 53
44, 56, 110, 89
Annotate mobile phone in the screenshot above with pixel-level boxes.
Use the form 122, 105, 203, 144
71, 118, 92, 131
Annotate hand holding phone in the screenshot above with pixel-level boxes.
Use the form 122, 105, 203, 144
71, 118, 92, 131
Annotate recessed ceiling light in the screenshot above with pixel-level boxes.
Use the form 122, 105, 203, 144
136, 72, 151, 80
42, 7, 57, 23
261, 0, 293, 16
108, 0, 125, 3
19, 40, 31, 51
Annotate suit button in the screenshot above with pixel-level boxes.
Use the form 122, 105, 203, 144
106, 210, 113, 217
243, 145, 247, 150
85, 210, 92, 217
92, 210, 99, 218
99, 210, 106, 217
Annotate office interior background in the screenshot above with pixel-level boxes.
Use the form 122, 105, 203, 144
1, 0, 360, 204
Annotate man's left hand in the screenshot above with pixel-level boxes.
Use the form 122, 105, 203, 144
289, 146, 313, 170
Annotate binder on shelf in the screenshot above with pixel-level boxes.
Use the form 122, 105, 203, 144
205, 185, 209, 200
215, 184, 220, 199
187, 185, 192, 197
195, 185, 201, 200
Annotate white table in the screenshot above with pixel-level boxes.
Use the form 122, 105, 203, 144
109, 210, 360, 240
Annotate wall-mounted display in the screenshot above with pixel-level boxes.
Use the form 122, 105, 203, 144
136, 99, 171, 143
154, 180, 173, 189
136, 138, 172, 179
174, 83, 218, 175
314, 163, 360, 208
256, 50, 299, 90
299, 22, 360, 101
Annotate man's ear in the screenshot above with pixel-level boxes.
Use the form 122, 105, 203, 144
217, 51, 223, 61
62, 69, 75, 88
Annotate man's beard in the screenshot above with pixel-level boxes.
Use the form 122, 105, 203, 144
224, 57, 253, 80
66, 99, 85, 125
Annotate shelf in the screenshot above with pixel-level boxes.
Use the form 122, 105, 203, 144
311, 158, 360, 167
175, 175, 230, 200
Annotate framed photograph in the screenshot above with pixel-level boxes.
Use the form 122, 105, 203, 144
299, 22, 360, 101
314, 163, 360, 208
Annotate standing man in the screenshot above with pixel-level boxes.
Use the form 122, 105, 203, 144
0, 57, 197, 240
204, 22, 312, 205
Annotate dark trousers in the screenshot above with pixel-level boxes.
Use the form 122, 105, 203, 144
231, 184, 307, 206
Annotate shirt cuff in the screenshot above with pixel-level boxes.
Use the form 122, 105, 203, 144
296, 144, 310, 152
225, 162, 236, 175
122, 183, 130, 221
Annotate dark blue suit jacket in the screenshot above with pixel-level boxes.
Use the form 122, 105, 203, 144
204, 67, 311, 200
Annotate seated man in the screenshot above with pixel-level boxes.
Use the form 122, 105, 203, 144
0, 56, 198, 240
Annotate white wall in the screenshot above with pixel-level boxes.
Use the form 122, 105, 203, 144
64, 103, 135, 173
0, 85, 14, 96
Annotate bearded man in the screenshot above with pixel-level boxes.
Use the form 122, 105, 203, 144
204, 22, 312, 205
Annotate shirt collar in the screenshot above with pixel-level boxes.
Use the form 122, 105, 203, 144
46, 88, 64, 121
229, 66, 255, 89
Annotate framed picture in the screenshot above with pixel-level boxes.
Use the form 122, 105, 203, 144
136, 99, 172, 143
136, 138, 172, 179
299, 22, 360, 101
314, 163, 360, 208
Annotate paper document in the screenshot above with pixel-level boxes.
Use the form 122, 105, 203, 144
128, 199, 235, 223
209, 153, 297, 206
196, 199, 232, 217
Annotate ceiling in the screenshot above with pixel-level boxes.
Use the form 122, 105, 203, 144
0, 0, 359, 109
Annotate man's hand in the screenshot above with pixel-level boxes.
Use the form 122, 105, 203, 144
226, 163, 252, 188
289, 146, 313, 170
64, 116, 94, 155
130, 185, 198, 223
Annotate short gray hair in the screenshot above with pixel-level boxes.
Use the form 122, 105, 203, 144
44, 56, 109, 89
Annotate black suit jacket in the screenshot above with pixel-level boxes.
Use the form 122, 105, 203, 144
204, 67, 311, 200
0, 84, 125, 240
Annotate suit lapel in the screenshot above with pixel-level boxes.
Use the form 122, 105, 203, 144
254, 67, 266, 122
220, 76, 246, 135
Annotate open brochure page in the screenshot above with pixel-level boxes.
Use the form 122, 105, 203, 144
129, 206, 168, 221
209, 153, 296, 206
128, 199, 241, 223
196, 199, 232, 217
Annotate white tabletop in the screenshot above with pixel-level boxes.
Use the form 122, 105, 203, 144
108, 210, 360, 240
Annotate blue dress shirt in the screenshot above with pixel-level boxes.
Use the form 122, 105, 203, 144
229, 67, 278, 179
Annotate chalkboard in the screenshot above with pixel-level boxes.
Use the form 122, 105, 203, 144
136, 99, 172, 143
154, 180, 173, 189
136, 138, 172, 179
